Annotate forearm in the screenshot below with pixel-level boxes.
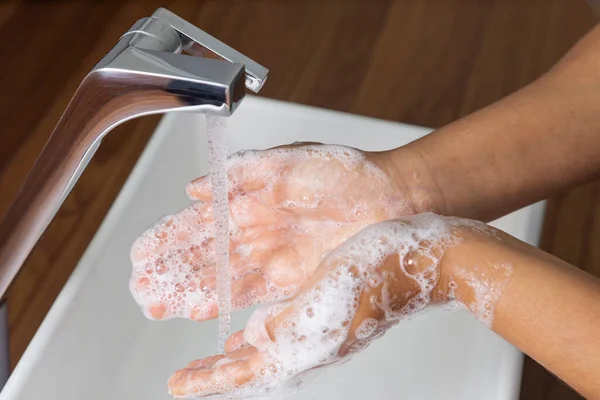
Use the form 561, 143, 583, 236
495, 246, 600, 399
445, 231, 600, 398
386, 23, 600, 222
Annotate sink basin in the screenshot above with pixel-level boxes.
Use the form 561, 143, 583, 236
0, 96, 545, 400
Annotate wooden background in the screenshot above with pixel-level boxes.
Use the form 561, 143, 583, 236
0, 1, 597, 399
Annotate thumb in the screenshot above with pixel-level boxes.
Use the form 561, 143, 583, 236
185, 149, 277, 201
185, 143, 325, 201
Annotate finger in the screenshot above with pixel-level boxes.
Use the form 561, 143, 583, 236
231, 272, 269, 309
225, 345, 256, 360
168, 351, 263, 398
229, 193, 278, 229
185, 175, 211, 202
188, 272, 269, 322
189, 301, 219, 322
261, 245, 307, 289
144, 262, 270, 323
186, 150, 278, 201
129, 203, 212, 264
148, 304, 167, 320
184, 355, 226, 370
225, 330, 249, 353
272, 141, 324, 149
186, 142, 323, 202
130, 202, 214, 300
131, 200, 275, 323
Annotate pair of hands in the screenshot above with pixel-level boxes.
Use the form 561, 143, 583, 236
129, 144, 497, 398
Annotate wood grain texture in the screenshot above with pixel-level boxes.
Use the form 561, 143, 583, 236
0, 1, 597, 398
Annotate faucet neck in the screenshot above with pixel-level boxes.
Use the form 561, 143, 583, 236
0, 8, 268, 299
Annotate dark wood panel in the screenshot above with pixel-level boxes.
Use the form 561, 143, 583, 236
0, 1, 597, 398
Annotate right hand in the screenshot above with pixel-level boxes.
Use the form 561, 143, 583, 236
129, 144, 420, 321
166, 213, 514, 398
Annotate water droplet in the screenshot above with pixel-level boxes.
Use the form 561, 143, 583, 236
155, 231, 167, 239
175, 283, 185, 293
145, 264, 154, 274
306, 308, 314, 318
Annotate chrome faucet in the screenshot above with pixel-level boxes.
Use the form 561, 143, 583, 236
0, 8, 268, 298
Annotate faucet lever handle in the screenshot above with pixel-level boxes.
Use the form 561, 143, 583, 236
150, 8, 268, 92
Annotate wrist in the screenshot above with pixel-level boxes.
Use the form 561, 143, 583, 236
436, 225, 516, 328
367, 146, 447, 217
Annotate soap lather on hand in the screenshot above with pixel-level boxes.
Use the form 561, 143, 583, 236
129, 144, 413, 323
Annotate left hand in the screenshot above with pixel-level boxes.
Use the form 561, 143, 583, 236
129, 144, 415, 322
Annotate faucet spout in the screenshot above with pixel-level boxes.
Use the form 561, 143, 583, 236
0, 8, 268, 299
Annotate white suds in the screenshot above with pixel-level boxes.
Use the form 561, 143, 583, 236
129, 145, 410, 323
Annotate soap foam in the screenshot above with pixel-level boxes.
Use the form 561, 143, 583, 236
186, 213, 465, 399
130, 145, 411, 322
452, 261, 514, 328
186, 145, 411, 223
129, 203, 219, 321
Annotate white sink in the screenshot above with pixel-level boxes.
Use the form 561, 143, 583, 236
0, 96, 545, 400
